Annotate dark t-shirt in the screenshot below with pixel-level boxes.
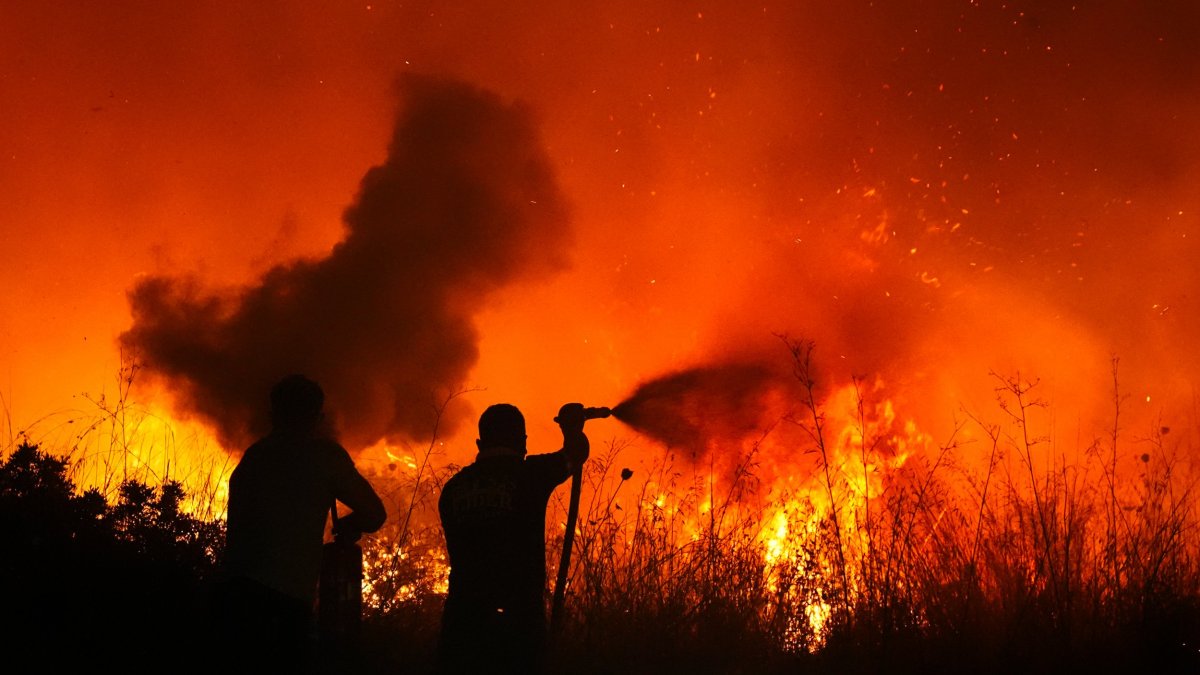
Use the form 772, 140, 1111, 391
223, 429, 385, 604
438, 451, 572, 623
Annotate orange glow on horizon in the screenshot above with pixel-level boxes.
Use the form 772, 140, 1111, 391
2, 3, 1197, 530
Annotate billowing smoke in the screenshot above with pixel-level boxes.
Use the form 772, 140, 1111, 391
611, 362, 793, 455
120, 75, 571, 450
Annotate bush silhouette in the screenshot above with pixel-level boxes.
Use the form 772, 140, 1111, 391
0, 442, 223, 671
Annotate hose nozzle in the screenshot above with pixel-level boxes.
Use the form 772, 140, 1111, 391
555, 404, 613, 424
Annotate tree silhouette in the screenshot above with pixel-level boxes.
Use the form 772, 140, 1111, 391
1, 442, 224, 672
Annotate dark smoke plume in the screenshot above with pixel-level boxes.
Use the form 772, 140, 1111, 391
612, 363, 788, 454
120, 75, 571, 450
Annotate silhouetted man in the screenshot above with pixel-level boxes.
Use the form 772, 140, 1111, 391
215, 374, 387, 673
435, 402, 591, 674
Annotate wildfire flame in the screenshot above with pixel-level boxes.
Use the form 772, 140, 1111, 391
4, 4, 1198, 666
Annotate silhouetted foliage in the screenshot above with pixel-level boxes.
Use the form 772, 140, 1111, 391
0, 442, 224, 672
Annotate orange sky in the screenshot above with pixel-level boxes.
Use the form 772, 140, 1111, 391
3, 2, 1198, 472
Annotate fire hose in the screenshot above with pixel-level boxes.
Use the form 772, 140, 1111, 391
550, 405, 611, 635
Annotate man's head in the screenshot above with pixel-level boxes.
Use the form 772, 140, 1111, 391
270, 374, 325, 431
476, 403, 527, 454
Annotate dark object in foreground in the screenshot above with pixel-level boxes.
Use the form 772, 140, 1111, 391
217, 374, 387, 672
319, 507, 365, 651
436, 402, 593, 674
551, 404, 612, 635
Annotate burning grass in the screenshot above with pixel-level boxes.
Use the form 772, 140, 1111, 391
4, 351, 1199, 674
356, 346, 1200, 674
529, 432, 1200, 673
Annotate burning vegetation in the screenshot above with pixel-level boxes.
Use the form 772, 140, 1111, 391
3, 339, 1199, 673
348, 340, 1200, 673
5, 3, 1200, 672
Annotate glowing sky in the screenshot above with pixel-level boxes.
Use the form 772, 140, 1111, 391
3, 2, 1197, 464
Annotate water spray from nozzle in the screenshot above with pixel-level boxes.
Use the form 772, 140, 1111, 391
601, 362, 782, 452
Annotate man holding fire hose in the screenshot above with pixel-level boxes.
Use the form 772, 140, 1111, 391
435, 402, 604, 674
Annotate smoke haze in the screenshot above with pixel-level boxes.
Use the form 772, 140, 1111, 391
120, 76, 571, 450
2, 2, 1197, 466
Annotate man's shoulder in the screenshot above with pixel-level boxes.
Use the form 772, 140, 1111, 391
524, 450, 567, 468
441, 462, 473, 491
522, 451, 570, 484
441, 458, 517, 494
439, 464, 475, 513
443, 460, 486, 486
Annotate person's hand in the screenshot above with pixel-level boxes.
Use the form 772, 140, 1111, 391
555, 402, 590, 468
333, 518, 363, 544
554, 402, 586, 434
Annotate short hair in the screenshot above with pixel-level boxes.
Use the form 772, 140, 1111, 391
477, 403, 526, 447
270, 374, 324, 429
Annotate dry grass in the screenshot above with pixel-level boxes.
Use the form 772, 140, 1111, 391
360, 346, 1200, 674
7, 356, 1198, 674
